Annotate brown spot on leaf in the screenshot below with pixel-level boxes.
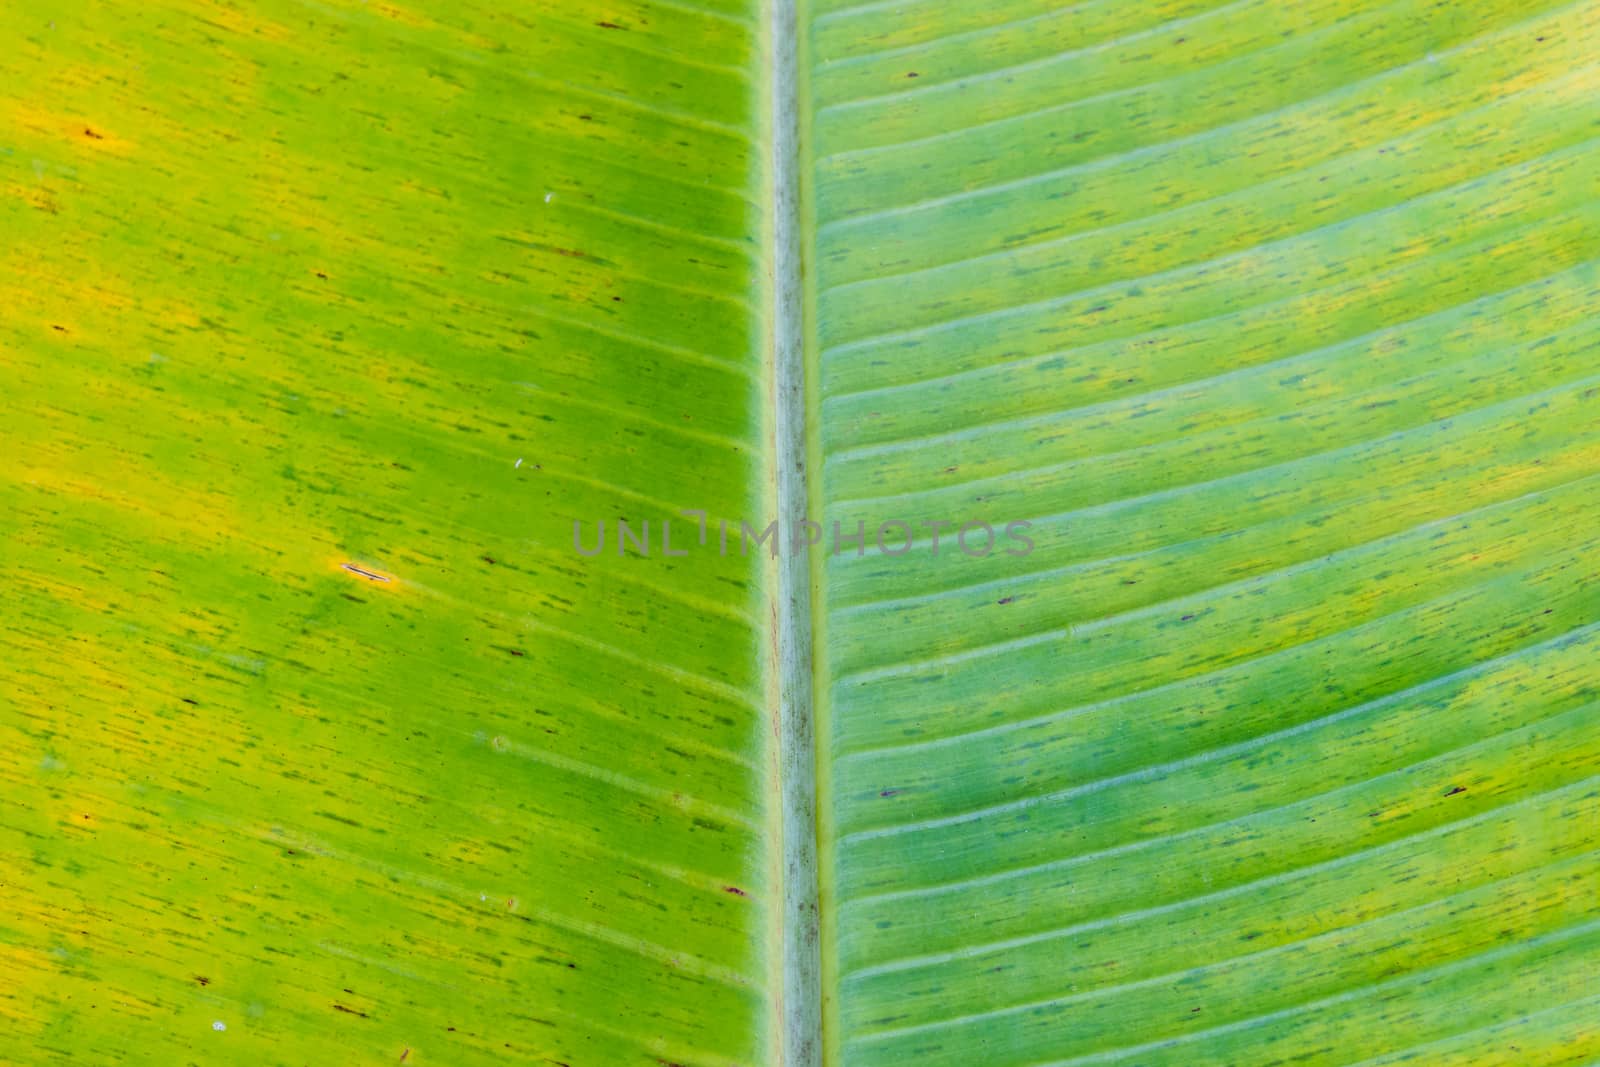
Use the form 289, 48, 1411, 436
341, 563, 390, 582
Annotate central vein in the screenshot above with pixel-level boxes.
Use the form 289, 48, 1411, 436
767, 0, 823, 1063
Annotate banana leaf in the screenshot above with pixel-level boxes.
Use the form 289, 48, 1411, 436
2, 0, 1595, 1064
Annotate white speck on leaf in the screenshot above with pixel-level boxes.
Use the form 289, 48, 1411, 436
544, 192, 554, 203
515, 457, 523, 468
212, 1021, 227, 1032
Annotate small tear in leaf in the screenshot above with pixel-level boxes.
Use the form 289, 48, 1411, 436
341, 563, 391, 582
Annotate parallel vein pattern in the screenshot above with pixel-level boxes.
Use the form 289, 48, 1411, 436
808, 1, 1600, 1063
1, 2, 776, 1064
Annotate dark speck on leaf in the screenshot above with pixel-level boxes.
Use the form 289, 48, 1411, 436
723, 886, 748, 897
1445, 785, 1467, 797
597, 21, 622, 28
998, 597, 1015, 605
342, 563, 389, 582
83, 127, 103, 139
906, 71, 919, 78
879, 789, 899, 798
1181, 614, 1195, 621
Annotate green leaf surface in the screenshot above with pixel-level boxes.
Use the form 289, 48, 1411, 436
2, 0, 1597, 1064
807, 2, 1600, 1063
2, 2, 775, 1063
